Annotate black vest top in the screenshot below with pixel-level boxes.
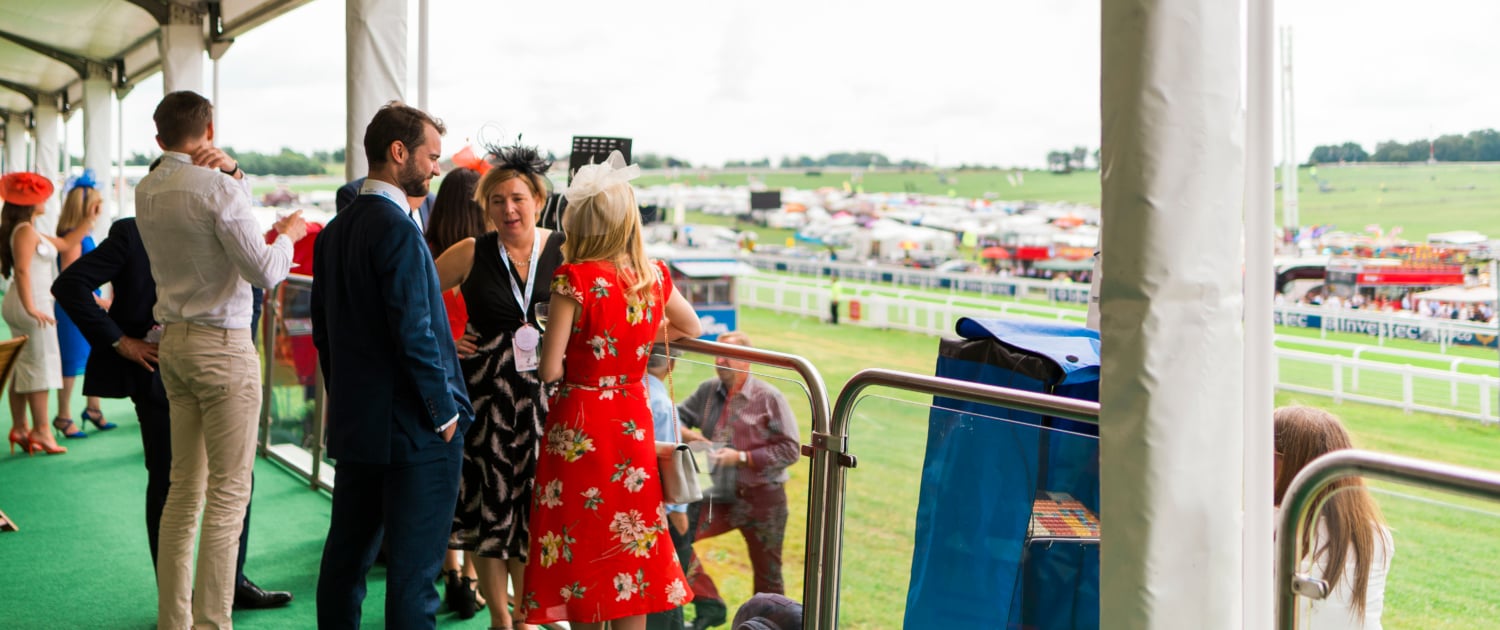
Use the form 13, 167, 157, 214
461, 230, 566, 338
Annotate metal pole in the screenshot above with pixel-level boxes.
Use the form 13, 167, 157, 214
212, 57, 220, 131
417, 0, 429, 111
1244, 0, 1276, 626
1280, 27, 1299, 233
116, 96, 124, 215
1276, 450, 1500, 629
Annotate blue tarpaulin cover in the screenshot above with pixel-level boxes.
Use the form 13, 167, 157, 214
902, 318, 1100, 629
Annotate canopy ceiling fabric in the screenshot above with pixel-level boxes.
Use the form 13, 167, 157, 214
0, 0, 310, 116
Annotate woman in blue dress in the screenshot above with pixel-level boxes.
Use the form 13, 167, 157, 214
53, 172, 115, 436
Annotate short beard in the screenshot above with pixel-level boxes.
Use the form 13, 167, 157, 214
398, 159, 429, 197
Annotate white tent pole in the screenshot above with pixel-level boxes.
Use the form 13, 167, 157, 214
34, 100, 61, 186
116, 94, 125, 216
346, 0, 409, 180
417, 0, 429, 111
1245, 0, 1276, 627
1100, 0, 1246, 627
83, 64, 115, 219
4, 113, 26, 172
160, 4, 206, 94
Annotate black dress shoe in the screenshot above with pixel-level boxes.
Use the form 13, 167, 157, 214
234, 579, 293, 610
692, 597, 728, 630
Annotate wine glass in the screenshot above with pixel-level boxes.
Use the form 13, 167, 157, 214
534, 302, 550, 331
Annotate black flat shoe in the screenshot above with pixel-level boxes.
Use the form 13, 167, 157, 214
234, 579, 293, 610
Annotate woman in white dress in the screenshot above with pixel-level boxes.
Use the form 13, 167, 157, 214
1, 172, 96, 455
1275, 405, 1395, 630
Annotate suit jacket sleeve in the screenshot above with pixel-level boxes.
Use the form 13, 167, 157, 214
377, 221, 460, 430
52, 220, 130, 348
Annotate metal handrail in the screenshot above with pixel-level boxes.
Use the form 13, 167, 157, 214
807, 368, 1101, 629
670, 337, 837, 620
1275, 450, 1500, 630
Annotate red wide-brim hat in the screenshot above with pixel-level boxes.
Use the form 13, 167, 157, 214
0, 172, 54, 206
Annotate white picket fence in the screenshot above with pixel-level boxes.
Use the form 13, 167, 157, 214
737, 275, 1500, 424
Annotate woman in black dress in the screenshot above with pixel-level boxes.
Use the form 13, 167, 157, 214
436, 143, 562, 630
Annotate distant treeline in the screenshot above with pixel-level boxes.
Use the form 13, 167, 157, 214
126, 147, 346, 176
725, 152, 927, 169
1308, 129, 1500, 164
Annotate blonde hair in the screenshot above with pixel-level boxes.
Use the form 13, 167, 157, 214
59, 186, 100, 234
1274, 405, 1386, 622
474, 166, 549, 209
561, 182, 653, 301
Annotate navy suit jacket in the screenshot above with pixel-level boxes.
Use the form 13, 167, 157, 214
312, 189, 471, 465
51, 218, 161, 400
336, 177, 433, 228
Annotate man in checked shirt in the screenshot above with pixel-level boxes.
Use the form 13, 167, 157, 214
676, 331, 801, 629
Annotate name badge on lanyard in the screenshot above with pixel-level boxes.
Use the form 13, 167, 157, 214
502, 235, 542, 372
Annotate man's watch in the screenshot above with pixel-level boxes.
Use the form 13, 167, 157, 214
220, 164, 242, 177
738, 450, 748, 465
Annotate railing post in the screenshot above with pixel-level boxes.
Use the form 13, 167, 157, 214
1331, 355, 1344, 404
1351, 347, 1362, 391
1451, 359, 1463, 407
310, 351, 326, 491
1482, 382, 1493, 424
1402, 368, 1414, 414
259, 284, 280, 457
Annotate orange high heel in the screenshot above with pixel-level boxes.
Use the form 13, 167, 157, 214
7, 429, 31, 455
26, 431, 66, 455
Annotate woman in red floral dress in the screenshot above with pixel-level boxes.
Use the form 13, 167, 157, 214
527, 152, 702, 629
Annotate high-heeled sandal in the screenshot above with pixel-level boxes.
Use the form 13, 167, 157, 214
82, 408, 116, 431
8, 428, 32, 455
26, 431, 67, 455
52, 416, 88, 440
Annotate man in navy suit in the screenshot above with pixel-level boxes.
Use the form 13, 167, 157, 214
312, 101, 472, 630
51, 217, 292, 609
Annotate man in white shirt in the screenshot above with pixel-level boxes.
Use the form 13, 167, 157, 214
135, 90, 308, 630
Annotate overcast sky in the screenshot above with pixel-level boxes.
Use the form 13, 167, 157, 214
76, 0, 1500, 169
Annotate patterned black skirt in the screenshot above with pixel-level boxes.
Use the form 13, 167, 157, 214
449, 328, 547, 559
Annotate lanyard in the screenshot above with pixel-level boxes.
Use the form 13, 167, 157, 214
499, 233, 541, 322
362, 187, 405, 210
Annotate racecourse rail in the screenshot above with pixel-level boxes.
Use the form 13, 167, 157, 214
736, 273, 1500, 424
741, 253, 1500, 351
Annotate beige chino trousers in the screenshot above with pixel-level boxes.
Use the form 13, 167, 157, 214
155, 323, 261, 630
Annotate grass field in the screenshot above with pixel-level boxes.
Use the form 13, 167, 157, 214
704, 305, 1500, 628
638, 162, 1500, 239
262, 162, 1500, 239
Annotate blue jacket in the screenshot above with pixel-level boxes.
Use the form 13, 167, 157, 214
311, 190, 472, 465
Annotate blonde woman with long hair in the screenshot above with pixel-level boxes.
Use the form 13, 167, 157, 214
1275, 406, 1395, 629
54, 173, 115, 435
525, 151, 700, 630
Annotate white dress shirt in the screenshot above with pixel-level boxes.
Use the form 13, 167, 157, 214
359, 178, 424, 233
136, 151, 295, 329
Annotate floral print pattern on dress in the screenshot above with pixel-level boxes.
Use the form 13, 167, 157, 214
588, 328, 619, 360
560, 582, 586, 602
581, 486, 603, 511
621, 419, 646, 441
544, 418, 596, 463
613, 569, 650, 602
537, 527, 577, 568
539, 479, 563, 508
666, 579, 688, 606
